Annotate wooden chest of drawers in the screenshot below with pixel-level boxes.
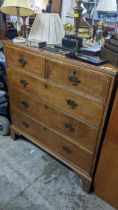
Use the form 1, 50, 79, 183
4, 41, 118, 192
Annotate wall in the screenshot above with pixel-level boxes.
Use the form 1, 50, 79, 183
61, 0, 74, 23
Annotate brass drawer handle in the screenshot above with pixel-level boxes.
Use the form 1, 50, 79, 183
63, 145, 72, 154
69, 71, 80, 86
44, 127, 47, 131
65, 99, 78, 109
64, 123, 75, 132
20, 79, 28, 87
21, 101, 29, 108
22, 122, 30, 128
18, 55, 27, 66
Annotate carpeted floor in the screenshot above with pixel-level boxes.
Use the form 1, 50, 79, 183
0, 136, 116, 210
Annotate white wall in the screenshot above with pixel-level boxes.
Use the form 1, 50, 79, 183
10, 16, 29, 26
61, 0, 75, 23
61, 0, 87, 24
30, 0, 47, 12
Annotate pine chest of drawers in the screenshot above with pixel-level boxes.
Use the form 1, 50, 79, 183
4, 41, 118, 192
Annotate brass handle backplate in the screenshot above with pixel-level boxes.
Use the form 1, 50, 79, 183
69, 71, 80, 86
18, 55, 27, 67
63, 145, 72, 154
22, 122, 30, 128
65, 99, 78, 109
64, 123, 75, 132
21, 101, 29, 108
20, 79, 28, 87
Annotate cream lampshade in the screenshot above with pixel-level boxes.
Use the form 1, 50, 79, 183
28, 13, 65, 45
0, 0, 34, 43
96, 0, 117, 12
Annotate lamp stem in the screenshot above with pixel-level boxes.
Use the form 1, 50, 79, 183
16, 7, 21, 37
73, 0, 83, 55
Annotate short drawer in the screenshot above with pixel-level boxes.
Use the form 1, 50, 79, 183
47, 60, 111, 102
10, 88, 99, 153
5, 46, 45, 77
11, 109, 94, 174
8, 69, 104, 126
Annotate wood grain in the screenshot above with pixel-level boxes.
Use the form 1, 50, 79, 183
47, 60, 111, 102
7, 68, 105, 126
11, 124, 92, 193
4, 41, 118, 75
4, 41, 118, 193
95, 88, 118, 209
11, 109, 94, 174
9, 88, 99, 153
5, 45, 46, 78
51, 0, 62, 14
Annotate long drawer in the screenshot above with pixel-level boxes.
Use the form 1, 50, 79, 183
47, 60, 111, 102
10, 88, 99, 153
8, 69, 105, 126
5, 46, 45, 77
11, 109, 94, 174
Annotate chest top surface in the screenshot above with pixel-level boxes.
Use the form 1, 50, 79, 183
3, 41, 118, 76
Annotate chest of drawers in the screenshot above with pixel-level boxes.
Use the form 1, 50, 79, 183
4, 41, 118, 192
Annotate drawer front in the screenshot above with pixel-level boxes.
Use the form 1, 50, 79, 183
11, 109, 94, 174
8, 69, 104, 126
47, 61, 111, 102
5, 46, 45, 77
10, 88, 99, 153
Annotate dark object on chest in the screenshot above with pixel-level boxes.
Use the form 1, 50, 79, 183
101, 34, 118, 66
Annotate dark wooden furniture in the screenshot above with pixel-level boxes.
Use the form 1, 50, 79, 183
51, 0, 62, 14
95, 88, 118, 209
0, 0, 7, 40
3, 41, 118, 193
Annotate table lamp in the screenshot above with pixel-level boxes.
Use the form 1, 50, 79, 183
28, 13, 65, 45
72, 0, 83, 55
0, 0, 34, 43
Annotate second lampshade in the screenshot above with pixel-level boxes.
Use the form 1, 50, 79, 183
28, 13, 65, 45
96, 0, 117, 12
